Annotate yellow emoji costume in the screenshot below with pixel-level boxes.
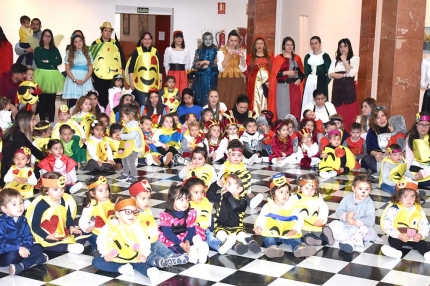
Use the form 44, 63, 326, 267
162, 87, 180, 112
125, 46, 160, 92
318, 145, 356, 173
90, 39, 122, 80
381, 203, 423, 242
190, 197, 213, 231
72, 112, 96, 139
85, 136, 110, 162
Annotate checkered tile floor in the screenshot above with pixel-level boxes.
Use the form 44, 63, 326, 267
1, 163, 430, 286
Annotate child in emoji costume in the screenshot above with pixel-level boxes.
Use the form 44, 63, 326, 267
3, 147, 37, 201
158, 184, 208, 264
129, 180, 189, 268
329, 175, 377, 253
185, 177, 237, 254
92, 197, 160, 283
26, 172, 84, 253
85, 120, 115, 172
71, 96, 96, 139
254, 174, 315, 258
178, 147, 217, 190
380, 179, 430, 260
52, 105, 86, 141
16, 80, 40, 112
78, 176, 114, 253
31, 121, 51, 164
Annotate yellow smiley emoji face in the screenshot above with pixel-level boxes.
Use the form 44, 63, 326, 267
4, 181, 34, 199
125, 47, 160, 92
92, 42, 122, 79
57, 176, 66, 188
17, 81, 39, 105
108, 224, 140, 263
295, 196, 322, 232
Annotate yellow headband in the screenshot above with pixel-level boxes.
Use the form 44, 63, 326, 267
42, 176, 66, 188
88, 176, 108, 189
34, 121, 50, 130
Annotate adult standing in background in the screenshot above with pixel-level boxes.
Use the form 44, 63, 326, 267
0, 27, 13, 78
216, 30, 247, 109
63, 34, 94, 108
246, 35, 273, 116
192, 32, 218, 106
90, 21, 125, 108
420, 57, 430, 112
127, 31, 163, 105
329, 38, 360, 132
164, 30, 190, 95
34, 29, 64, 124
15, 18, 42, 69
268, 36, 304, 120
301, 36, 331, 117
0, 63, 26, 116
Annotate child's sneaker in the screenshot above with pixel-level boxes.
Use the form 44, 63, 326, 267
67, 243, 84, 254
218, 233, 237, 255
339, 241, 354, 253
249, 193, 264, 209
245, 237, 261, 253
9, 263, 24, 276
198, 242, 209, 264
126, 176, 137, 184
424, 251, 430, 261
293, 244, 316, 257
154, 257, 167, 268
262, 157, 269, 163
381, 245, 402, 259
247, 154, 259, 165
147, 267, 159, 284
189, 245, 198, 264
265, 245, 284, 258
320, 226, 335, 246
69, 182, 83, 194
233, 242, 249, 255
303, 233, 323, 246
116, 174, 130, 182
165, 253, 189, 266
80, 161, 87, 170
33, 253, 49, 266
118, 263, 134, 276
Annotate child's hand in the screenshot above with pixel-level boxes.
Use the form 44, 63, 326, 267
398, 233, 409, 242
19, 246, 30, 258
346, 212, 355, 219
97, 161, 103, 167
412, 233, 423, 242
285, 229, 297, 237
253, 226, 262, 235
247, 193, 254, 199
80, 138, 86, 144
86, 226, 94, 233
70, 226, 82, 235
320, 153, 328, 159
137, 254, 147, 263
104, 254, 114, 262
180, 242, 190, 253
338, 167, 344, 173
313, 219, 324, 227
281, 152, 287, 157
220, 187, 228, 197
46, 234, 59, 241
347, 218, 357, 225
217, 179, 224, 187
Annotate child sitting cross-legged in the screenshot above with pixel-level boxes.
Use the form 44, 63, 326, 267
254, 173, 316, 258
342, 122, 366, 161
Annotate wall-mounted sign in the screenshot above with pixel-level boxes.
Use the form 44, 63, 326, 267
218, 2, 226, 14
137, 7, 149, 13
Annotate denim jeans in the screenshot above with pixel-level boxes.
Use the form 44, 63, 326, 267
205, 229, 221, 251
380, 183, 396, 195
262, 236, 301, 251
133, 89, 148, 106
146, 240, 174, 267
169, 244, 185, 254
0, 244, 44, 269
80, 232, 98, 250
92, 257, 151, 276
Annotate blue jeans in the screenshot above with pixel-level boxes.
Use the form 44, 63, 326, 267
133, 89, 148, 106
262, 236, 301, 251
92, 257, 151, 276
0, 244, 44, 269
169, 244, 185, 254
80, 233, 98, 250
205, 229, 221, 251
380, 183, 396, 195
146, 240, 174, 267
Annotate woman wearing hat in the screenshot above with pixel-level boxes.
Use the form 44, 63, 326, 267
89, 21, 126, 108
164, 31, 190, 95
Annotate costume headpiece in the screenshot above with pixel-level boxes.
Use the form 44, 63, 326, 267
254, 35, 267, 42
86, 90, 99, 96
260, 110, 274, 124
204, 119, 220, 130
270, 173, 290, 189
299, 128, 311, 137
298, 177, 318, 189
91, 120, 99, 127
129, 180, 152, 197
14, 147, 31, 157
275, 121, 287, 132
113, 74, 123, 80
327, 129, 341, 138
87, 176, 108, 190
223, 117, 238, 130
416, 113, 430, 123
256, 116, 269, 129
42, 176, 66, 188
34, 121, 50, 131
387, 146, 402, 154
396, 177, 418, 192
114, 198, 136, 212
330, 117, 342, 122
228, 147, 243, 154
173, 30, 183, 38
58, 105, 70, 114
100, 21, 114, 30
148, 87, 159, 94
185, 113, 197, 122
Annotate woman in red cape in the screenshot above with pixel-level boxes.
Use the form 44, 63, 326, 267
268, 37, 304, 121
246, 36, 274, 116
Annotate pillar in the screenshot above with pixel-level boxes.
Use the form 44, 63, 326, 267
247, 0, 277, 54
377, 0, 426, 125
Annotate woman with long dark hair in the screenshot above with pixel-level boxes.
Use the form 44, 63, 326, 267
329, 38, 360, 131
0, 26, 13, 77
127, 31, 163, 105
1, 109, 44, 186
34, 29, 64, 124
164, 30, 190, 95
268, 36, 304, 120
246, 35, 273, 116
140, 89, 169, 125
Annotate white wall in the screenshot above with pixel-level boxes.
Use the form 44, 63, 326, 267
1, 0, 248, 69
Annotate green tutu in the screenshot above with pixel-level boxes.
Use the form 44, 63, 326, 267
34, 69, 65, 94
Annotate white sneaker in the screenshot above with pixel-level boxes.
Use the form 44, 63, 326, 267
262, 157, 269, 163
424, 251, 430, 261
276, 158, 287, 167
189, 245, 198, 264
69, 182, 83, 194
146, 154, 154, 166
147, 267, 159, 283
192, 235, 203, 247
198, 242, 209, 264
218, 233, 237, 255
250, 193, 263, 209
256, 157, 262, 163
381, 245, 402, 259
67, 243, 84, 254
118, 263, 134, 276
247, 154, 259, 165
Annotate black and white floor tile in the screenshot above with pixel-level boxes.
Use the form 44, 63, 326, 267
1, 163, 430, 286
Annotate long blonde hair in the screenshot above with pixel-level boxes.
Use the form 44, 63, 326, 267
67, 35, 91, 68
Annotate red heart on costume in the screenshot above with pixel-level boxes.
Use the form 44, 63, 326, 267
94, 216, 106, 228
40, 215, 59, 234
334, 147, 346, 158
163, 98, 168, 103
146, 221, 150, 226
28, 171, 32, 176
12, 169, 19, 175
169, 98, 175, 103
107, 210, 115, 217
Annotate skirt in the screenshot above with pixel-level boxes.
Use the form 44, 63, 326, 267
62, 70, 94, 99
335, 101, 358, 132
217, 77, 246, 110
34, 69, 65, 94
168, 70, 188, 95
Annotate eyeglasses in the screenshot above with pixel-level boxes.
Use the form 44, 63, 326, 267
417, 123, 430, 128
117, 209, 139, 216
375, 106, 385, 110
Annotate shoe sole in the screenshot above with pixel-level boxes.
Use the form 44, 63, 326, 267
339, 242, 354, 253
293, 246, 316, 257
265, 247, 284, 258
248, 242, 261, 253
321, 226, 335, 246
235, 244, 249, 255
303, 234, 322, 246
116, 177, 130, 182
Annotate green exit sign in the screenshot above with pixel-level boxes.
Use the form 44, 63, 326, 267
137, 7, 149, 13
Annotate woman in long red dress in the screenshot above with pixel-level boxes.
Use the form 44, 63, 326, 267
268, 37, 304, 121
246, 36, 273, 117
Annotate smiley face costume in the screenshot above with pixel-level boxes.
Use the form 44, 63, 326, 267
72, 112, 96, 139
190, 197, 214, 231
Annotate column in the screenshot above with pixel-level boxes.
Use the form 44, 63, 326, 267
247, 0, 277, 54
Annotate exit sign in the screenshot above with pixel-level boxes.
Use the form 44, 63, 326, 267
137, 7, 149, 13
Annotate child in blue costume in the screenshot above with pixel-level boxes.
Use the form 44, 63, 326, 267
152, 114, 183, 166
